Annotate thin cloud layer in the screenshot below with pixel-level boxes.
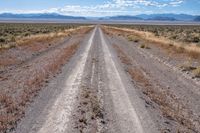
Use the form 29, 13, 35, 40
49, 0, 185, 16
0, 0, 185, 16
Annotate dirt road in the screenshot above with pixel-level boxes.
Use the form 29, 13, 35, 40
11, 26, 200, 133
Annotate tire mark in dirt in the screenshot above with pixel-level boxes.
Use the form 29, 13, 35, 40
112, 42, 200, 132
36, 27, 97, 133
99, 28, 145, 133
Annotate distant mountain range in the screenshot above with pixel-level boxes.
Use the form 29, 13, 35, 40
100, 15, 143, 20
135, 14, 196, 21
0, 13, 200, 22
194, 16, 200, 21
102, 14, 200, 21
0, 13, 86, 20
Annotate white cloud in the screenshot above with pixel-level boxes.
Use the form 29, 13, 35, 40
0, 0, 185, 16
169, 0, 184, 6
53, 0, 185, 16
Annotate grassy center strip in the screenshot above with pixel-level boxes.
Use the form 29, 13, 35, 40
72, 85, 105, 133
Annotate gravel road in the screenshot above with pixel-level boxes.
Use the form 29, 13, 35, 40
12, 25, 200, 133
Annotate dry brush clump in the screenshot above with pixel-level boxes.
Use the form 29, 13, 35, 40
127, 35, 140, 43
192, 67, 200, 78
0, 92, 20, 132
140, 43, 151, 49
73, 85, 105, 132
113, 44, 200, 132
178, 59, 198, 74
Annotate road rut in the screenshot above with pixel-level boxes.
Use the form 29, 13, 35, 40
13, 26, 158, 133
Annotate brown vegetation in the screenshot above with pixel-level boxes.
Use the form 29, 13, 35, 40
74, 86, 104, 132
0, 42, 79, 132
113, 44, 200, 132
113, 44, 132, 65
127, 35, 140, 43
0, 26, 92, 70
106, 24, 200, 44
140, 43, 150, 49
193, 67, 200, 78
103, 26, 200, 60
0, 24, 91, 50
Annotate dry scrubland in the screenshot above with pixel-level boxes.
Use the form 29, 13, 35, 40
103, 25, 200, 132
105, 25, 200, 57
0, 23, 88, 49
109, 24, 200, 44
1, 23, 200, 133
104, 25, 200, 77
0, 24, 92, 132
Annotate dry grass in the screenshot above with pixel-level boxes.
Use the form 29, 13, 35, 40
0, 23, 90, 47
140, 43, 151, 49
0, 93, 19, 132
192, 67, 200, 78
127, 35, 140, 43
0, 26, 92, 70
113, 44, 132, 65
0, 43, 79, 132
104, 26, 200, 59
113, 44, 199, 132
106, 25, 200, 44
179, 60, 196, 72
127, 67, 198, 132
0, 26, 92, 50
0, 44, 16, 50
16, 26, 89, 47
74, 84, 104, 132
0, 26, 93, 132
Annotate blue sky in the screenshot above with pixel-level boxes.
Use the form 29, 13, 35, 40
0, 0, 199, 16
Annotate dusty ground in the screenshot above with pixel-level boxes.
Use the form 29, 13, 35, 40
103, 26, 200, 132
0, 26, 92, 132
1, 25, 200, 133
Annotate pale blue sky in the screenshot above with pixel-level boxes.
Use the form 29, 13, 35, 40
0, 0, 199, 16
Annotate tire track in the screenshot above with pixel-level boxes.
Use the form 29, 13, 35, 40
35, 27, 97, 133
100, 28, 153, 133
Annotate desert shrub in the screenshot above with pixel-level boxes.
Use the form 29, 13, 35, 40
140, 44, 145, 48
24, 32, 30, 37
179, 61, 196, 71
10, 36, 16, 42
127, 35, 140, 42
193, 67, 200, 78
192, 36, 200, 43
0, 37, 6, 43
140, 43, 150, 49
107, 24, 200, 44
0, 23, 89, 49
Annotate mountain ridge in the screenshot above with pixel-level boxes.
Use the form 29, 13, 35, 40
102, 14, 197, 21
0, 13, 199, 21
0, 13, 86, 20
